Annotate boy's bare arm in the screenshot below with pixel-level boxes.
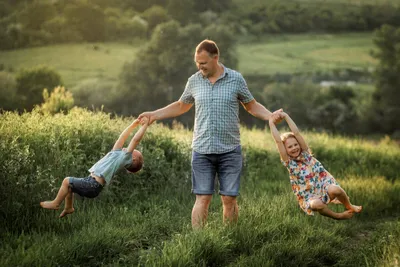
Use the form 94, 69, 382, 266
126, 118, 149, 153
113, 119, 140, 150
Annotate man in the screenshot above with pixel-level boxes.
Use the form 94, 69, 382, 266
139, 39, 279, 228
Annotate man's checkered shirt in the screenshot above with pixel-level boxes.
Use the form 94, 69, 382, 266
180, 66, 254, 154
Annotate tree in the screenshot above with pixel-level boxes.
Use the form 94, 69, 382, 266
64, 1, 106, 42
117, 20, 238, 126
370, 25, 400, 134
15, 66, 63, 111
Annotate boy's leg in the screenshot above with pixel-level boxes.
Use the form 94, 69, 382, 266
310, 199, 354, 220
59, 188, 75, 218
327, 185, 362, 213
40, 177, 71, 210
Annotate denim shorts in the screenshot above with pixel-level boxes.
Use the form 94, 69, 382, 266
69, 176, 103, 198
191, 146, 242, 196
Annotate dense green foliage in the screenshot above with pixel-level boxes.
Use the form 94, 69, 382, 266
0, 0, 400, 49
369, 25, 400, 135
1, 110, 399, 266
15, 65, 63, 111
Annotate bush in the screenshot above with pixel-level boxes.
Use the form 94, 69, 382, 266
39, 86, 74, 114
15, 65, 63, 111
0, 71, 17, 110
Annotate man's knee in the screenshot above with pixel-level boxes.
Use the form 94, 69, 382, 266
195, 195, 212, 206
221, 195, 237, 207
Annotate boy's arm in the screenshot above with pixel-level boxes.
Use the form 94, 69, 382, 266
126, 119, 149, 153
282, 112, 309, 152
269, 119, 289, 162
113, 119, 140, 150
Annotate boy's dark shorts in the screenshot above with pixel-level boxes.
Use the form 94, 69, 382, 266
68, 176, 103, 198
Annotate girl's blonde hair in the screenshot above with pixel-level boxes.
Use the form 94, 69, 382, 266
280, 132, 296, 143
280, 132, 312, 155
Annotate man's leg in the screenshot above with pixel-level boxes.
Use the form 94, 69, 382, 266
192, 194, 213, 229
191, 151, 217, 229
218, 146, 242, 224
221, 195, 238, 224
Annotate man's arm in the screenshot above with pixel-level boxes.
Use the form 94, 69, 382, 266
126, 118, 149, 153
138, 100, 193, 125
242, 99, 273, 121
113, 119, 140, 150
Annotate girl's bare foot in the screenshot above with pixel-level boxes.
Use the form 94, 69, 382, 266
59, 208, 75, 218
349, 205, 362, 213
338, 210, 354, 220
40, 201, 60, 210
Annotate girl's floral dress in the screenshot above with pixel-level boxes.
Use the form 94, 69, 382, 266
281, 150, 339, 215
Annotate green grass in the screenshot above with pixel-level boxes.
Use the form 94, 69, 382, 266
0, 42, 140, 88
0, 33, 377, 88
1, 110, 400, 266
237, 33, 377, 75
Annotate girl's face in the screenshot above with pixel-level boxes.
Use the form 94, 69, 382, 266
284, 137, 301, 158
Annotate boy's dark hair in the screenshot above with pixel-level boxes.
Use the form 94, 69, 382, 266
126, 150, 144, 173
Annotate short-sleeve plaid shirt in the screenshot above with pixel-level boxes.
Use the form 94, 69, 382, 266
179, 66, 254, 154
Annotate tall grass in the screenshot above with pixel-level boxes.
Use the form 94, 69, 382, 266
1, 109, 399, 266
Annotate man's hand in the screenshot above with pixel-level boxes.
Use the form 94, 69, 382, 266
140, 116, 149, 126
138, 111, 157, 125
270, 109, 285, 124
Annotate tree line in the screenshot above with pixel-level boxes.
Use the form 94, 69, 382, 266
1, 22, 399, 136
1, 0, 400, 49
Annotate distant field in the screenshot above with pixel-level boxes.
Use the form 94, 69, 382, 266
0, 43, 140, 88
237, 33, 377, 75
0, 33, 377, 87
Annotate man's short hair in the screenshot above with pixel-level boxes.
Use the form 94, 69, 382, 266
196, 39, 219, 57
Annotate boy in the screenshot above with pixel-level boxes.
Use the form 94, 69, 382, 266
40, 117, 149, 217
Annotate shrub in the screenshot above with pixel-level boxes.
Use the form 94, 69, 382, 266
15, 65, 63, 111
39, 86, 74, 114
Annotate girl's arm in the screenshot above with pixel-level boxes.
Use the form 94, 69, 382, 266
113, 119, 140, 150
269, 119, 289, 162
126, 118, 149, 153
282, 112, 309, 152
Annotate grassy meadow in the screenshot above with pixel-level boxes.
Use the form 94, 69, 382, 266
1, 109, 399, 266
0, 33, 376, 88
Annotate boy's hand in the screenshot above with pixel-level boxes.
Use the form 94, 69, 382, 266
140, 116, 149, 126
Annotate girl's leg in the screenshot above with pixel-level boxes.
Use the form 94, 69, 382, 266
40, 178, 71, 210
309, 199, 354, 220
59, 188, 75, 218
327, 185, 362, 213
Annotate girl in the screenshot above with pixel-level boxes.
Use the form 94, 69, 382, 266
269, 111, 362, 220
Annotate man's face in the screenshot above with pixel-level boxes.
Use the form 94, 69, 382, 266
195, 50, 217, 77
